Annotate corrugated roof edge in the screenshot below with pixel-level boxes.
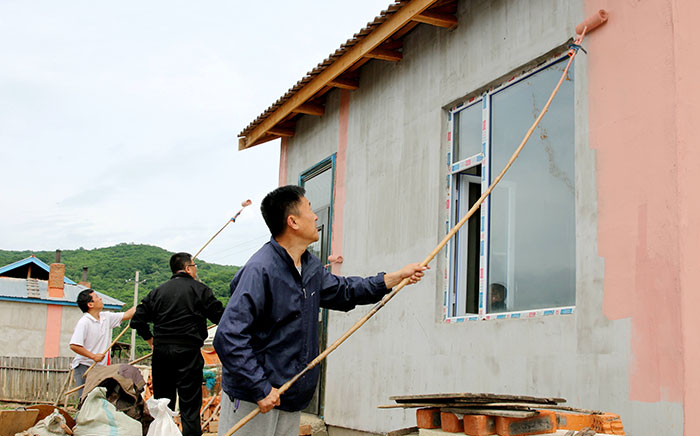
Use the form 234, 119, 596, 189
238, 0, 407, 138
0, 276, 125, 307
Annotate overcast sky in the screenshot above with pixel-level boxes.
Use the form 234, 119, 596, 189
0, 0, 392, 266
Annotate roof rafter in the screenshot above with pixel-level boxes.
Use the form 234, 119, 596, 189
292, 102, 325, 116
412, 10, 458, 28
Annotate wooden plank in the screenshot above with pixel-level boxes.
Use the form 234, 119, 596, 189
379, 402, 602, 415
240, 0, 441, 149
292, 102, 325, 116
365, 48, 403, 62
413, 10, 458, 28
0, 410, 40, 435
328, 76, 360, 90
442, 407, 537, 418
389, 393, 566, 405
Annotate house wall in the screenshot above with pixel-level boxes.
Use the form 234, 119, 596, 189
282, 0, 692, 434
0, 301, 84, 358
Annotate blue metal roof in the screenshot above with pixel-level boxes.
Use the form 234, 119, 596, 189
0, 277, 124, 309
0, 256, 77, 285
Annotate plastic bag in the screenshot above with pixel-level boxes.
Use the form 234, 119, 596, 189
14, 409, 68, 436
73, 387, 142, 436
145, 398, 182, 436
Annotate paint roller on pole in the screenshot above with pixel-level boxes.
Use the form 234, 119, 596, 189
193, 199, 253, 260
223, 12, 608, 435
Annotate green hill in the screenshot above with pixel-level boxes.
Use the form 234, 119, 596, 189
0, 244, 239, 356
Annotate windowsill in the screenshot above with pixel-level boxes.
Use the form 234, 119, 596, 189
444, 306, 575, 323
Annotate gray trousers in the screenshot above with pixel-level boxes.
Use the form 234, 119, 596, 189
218, 394, 300, 436
73, 364, 90, 399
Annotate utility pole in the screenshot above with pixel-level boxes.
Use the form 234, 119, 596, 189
130, 271, 139, 361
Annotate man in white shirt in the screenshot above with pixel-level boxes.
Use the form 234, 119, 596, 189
69, 289, 135, 396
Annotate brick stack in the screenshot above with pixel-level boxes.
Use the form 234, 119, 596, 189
383, 392, 624, 436
413, 407, 625, 435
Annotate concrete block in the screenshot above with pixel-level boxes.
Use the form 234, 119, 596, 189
495, 410, 556, 436
463, 415, 496, 435
440, 411, 464, 433
417, 408, 441, 429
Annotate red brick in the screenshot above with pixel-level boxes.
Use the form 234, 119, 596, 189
416, 408, 441, 429
463, 414, 496, 436
555, 412, 594, 431
495, 410, 556, 436
441, 411, 464, 433
592, 413, 625, 435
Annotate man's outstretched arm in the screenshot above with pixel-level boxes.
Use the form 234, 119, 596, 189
383, 263, 428, 289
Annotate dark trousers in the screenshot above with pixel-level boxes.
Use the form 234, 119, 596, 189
152, 344, 204, 436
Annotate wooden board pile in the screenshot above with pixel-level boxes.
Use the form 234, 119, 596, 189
381, 393, 625, 436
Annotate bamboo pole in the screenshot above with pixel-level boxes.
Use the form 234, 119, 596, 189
223, 30, 589, 436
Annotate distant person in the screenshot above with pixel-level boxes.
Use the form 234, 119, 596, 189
131, 252, 225, 436
214, 185, 427, 436
489, 283, 507, 313
69, 289, 135, 397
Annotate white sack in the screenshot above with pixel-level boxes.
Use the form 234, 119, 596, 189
145, 398, 182, 436
73, 387, 142, 436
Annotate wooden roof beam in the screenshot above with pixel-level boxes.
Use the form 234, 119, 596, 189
268, 126, 295, 137
239, 0, 440, 149
365, 48, 403, 62
328, 76, 360, 90
413, 10, 458, 28
292, 102, 325, 116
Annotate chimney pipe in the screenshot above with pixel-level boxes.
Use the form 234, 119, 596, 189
48, 250, 65, 298
79, 266, 91, 288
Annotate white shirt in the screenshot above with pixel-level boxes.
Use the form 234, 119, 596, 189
70, 311, 124, 369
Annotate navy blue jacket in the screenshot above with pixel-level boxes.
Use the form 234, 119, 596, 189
213, 238, 389, 412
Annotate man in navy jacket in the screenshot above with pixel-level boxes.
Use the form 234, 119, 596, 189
214, 185, 426, 436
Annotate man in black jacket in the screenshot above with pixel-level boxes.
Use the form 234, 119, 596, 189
214, 185, 427, 436
131, 252, 225, 436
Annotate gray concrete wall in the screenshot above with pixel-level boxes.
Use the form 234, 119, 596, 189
284, 0, 682, 434
0, 302, 93, 358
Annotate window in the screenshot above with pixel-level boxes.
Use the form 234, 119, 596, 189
446, 56, 575, 321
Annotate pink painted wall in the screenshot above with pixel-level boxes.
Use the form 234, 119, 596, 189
43, 305, 62, 358
331, 90, 350, 275
586, 0, 700, 433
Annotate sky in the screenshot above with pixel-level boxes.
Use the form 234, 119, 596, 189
0, 0, 392, 266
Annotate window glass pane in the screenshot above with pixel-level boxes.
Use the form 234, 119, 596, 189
303, 166, 333, 210
454, 102, 482, 162
489, 59, 575, 312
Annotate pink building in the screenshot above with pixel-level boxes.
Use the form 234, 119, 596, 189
237, 1, 700, 434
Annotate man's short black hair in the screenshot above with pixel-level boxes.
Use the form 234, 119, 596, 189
261, 185, 306, 238
77, 289, 95, 313
170, 252, 193, 273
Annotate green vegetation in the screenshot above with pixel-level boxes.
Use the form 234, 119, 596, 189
0, 244, 239, 356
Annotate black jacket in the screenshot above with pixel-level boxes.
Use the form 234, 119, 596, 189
213, 238, 389, 412
131, 272, 224, 348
